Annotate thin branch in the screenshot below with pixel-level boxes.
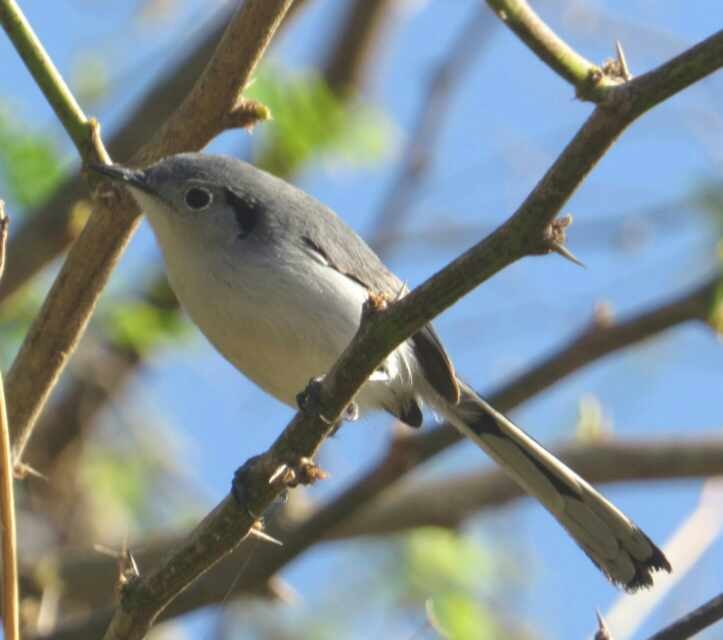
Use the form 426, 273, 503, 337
486, 0, 623, 100
4, 0, 294, 463
0, 201, 18, 640
333, 438, 723, 537
369, 7, 495, 257
647, 592, 723, 640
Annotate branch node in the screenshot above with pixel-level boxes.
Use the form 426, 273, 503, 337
601, 41, 633, 85
223, 99, 272, 131
13, 461, 45, 481
592, 301, 615, 329
539, 214, 585, 267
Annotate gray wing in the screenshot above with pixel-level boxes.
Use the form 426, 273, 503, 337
258, 170, 460, 405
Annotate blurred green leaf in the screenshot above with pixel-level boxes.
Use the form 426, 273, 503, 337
246, 65, 394, 176
100, 298, 190, 356
403, 528, 490, 599
427, 593, 497, 640
0, 105, 65, 208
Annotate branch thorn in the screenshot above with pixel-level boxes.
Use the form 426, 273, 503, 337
615, 40, 632, 82
248, 523, 283, 547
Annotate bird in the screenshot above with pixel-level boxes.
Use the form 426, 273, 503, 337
91, 153, 671, 591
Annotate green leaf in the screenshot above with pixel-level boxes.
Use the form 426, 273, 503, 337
427, 593, 497, 640
100, 298, 189, 356
0, 105, 65, 208
246, 65, 394, 176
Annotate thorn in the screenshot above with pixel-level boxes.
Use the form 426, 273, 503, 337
126, 550, 140, 579
595, 609, 614, 640
248, 523, 283, 546
615, 40, 632, 81
551, 242, 585, 268
14, 462, 47, 481
269, 464, 289, 485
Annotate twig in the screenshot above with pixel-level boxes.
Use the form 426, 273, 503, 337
486, 0, 622, 100
0, 201, 19, 640
647, 592, 723, 640
369, 7, 495, 257
3, 0, 293, 464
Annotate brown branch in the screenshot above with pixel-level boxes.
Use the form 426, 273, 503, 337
0, 201, 19, 640
31, 436, 723, 639
5, 0, 295, 464
646, 592, 723, 640
95, 32, 723, 638
369, 7, 495, 257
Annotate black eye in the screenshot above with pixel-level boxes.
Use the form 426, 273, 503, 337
184, 187, 212, 210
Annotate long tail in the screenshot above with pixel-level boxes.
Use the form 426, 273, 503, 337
438, 380, 671, 591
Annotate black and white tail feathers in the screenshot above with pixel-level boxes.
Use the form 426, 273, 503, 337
438, 381, 671, 591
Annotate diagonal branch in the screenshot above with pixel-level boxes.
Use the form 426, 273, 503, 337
99, 31, 723, 640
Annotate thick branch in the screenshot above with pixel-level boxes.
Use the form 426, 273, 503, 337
33, 436, 723, 639
100, 31, 722, 637
5, 0, 294, 463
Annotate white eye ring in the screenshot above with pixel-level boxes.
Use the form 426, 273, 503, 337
184, 186, 213, 211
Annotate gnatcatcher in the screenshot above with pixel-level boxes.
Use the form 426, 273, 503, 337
92, 153, 670, 591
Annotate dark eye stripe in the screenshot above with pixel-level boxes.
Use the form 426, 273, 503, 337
225, 188, 259, 238
185, 187, 212, 210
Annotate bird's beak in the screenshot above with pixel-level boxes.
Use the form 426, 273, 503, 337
89, 163, 154, 195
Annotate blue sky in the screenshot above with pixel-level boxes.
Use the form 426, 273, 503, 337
2, 1, 723, 638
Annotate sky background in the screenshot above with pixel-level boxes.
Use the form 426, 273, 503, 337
2, 1, 723, 638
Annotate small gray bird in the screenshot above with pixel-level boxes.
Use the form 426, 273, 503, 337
92, 153, 671, 591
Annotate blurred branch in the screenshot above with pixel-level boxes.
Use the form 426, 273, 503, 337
334, 438, 723, 537
486, 0, 623, 100
0, 202, 19, 640
5, 0, 292, 464
647, 592, 723, 640
322, 0, 394, 97
31, 436, 723, 639
370, 7, 495, 257
99, 33, 723, 637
